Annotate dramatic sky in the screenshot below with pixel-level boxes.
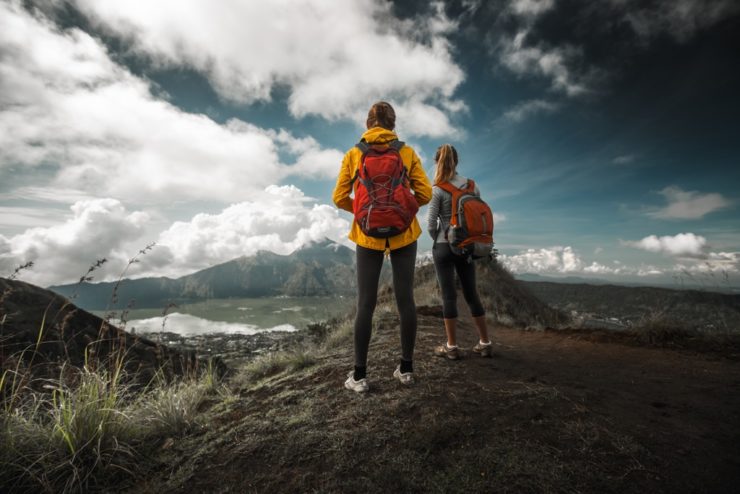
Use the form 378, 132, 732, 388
1, 0, 739, 288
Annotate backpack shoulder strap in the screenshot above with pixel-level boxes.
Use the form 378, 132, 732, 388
388, 140, 404, 151
355, 140, 370, 154
436, 181, 456, 194
436, 181, 465, 226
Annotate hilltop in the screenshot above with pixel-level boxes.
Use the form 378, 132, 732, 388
131, 300, 740, 493
4, 259, 740, 493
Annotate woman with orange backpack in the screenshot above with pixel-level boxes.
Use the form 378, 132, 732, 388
427, 144, 492, 360
333, 101, 432, 392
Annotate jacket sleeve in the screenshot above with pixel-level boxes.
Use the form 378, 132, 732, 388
426, 187, 441, 239
408, 149, 432, 207
332, 151, 354, 213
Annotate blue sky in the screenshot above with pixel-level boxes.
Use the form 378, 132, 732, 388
0, 0, 738, 288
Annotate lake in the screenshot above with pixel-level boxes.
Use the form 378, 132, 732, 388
100, 296, 352, 337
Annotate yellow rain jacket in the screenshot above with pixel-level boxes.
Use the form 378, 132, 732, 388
332, 127, 432, 251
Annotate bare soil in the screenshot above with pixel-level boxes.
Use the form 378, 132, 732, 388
133, 306, 740, 494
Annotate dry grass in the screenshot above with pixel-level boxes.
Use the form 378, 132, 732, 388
0, 355, 221, 493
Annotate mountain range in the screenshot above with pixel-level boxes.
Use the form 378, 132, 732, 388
49, 239, 358, 310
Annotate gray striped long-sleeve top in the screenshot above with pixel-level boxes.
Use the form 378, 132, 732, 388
426, 173, 479, 244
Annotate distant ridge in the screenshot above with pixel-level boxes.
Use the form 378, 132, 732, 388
515, 272, 739, 293
49, 238, 357, 310
0, 277, 200, 386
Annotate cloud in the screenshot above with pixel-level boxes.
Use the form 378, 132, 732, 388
612, 154, 635, 165
624, 232, 740, 274
0, 2, 344, 205
502, 99, 560, 122
0, 185, 353, 285
491, 2, 591, 98
149, 185, 351, 277
499, 246, 584, 273
0, 206, 68, 229
674, 252, 740, 274
611, 0, 740, 42
0, 199, 151, 286
623, 232, 707, 257
499, 245, 663, 276
648, 186, 732, 220
498, 31, 589, 97
67, 0, 466, 138
510, 0, 555, 17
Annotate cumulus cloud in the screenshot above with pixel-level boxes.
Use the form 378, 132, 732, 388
0, 186, 352, 285
648, 186, 732, 220
624, 232, 740, 274
674, 252, 740, 274
0, 2, 344, 205
499, 246, 584, 273
499, 245, 664, 277
0, 199, 151, 286
502, 98, 560, 122
623, 232, 707, 257
149, 185, 351, 277
67, 0, 466, 138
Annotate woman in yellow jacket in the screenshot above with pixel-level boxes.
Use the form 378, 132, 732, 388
333, 101, 432, 392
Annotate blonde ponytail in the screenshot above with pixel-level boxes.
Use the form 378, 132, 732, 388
433, 144, 458, 185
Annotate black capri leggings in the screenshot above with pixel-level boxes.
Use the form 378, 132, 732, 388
432, 242, 485, 319
354, 241, 417, 367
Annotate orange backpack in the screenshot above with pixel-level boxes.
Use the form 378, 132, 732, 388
437, 179, 494, 258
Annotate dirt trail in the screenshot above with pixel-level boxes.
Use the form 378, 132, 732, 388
139, 308, 740, 494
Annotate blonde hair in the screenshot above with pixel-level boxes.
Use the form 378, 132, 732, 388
433, 144, 458, 184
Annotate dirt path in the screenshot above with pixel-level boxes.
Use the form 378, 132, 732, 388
140, 309, 740, 493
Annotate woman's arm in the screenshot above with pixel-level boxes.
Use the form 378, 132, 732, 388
408, 149, 432, 207
426, 187, 442, 239
332, 151, 354, 213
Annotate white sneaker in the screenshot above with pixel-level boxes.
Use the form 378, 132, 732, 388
393, 365, 414, 385
344, 371, 369, 393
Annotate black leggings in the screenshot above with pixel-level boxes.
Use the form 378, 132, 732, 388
354, 241, 417, 367
433, 242, 485, 319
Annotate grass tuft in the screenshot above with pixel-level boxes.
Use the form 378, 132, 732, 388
238, 349, 317, 383
0, 356, 222, 493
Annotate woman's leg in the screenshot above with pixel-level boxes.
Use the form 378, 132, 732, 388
433, 242, 458, 346
354, 245, 385, 378
390, 241, 417, 369
453, 257, 490, 343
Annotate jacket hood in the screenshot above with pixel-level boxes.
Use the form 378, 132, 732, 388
361, 127, 398, 144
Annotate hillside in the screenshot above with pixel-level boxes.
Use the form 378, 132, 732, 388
523, 281, 740, 331
49, 239, 358, 310
0, 277, 206, 387
5, 259, 740, 492
130, 303, 740, 494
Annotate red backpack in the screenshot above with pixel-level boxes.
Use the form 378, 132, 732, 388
352, 140, 419, 238
437, 179, 494, 258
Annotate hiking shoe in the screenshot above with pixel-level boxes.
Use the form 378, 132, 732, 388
393, 366, 414, 385
344, 371, 369, 393
472, 341, 493, 358
434, 343, 460, 360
